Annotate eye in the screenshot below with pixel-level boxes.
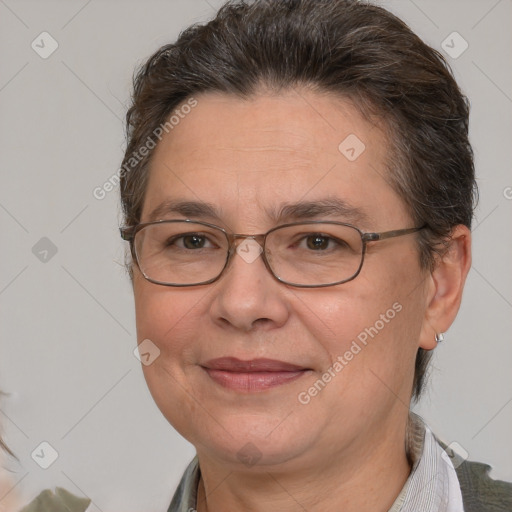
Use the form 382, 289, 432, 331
306, 235, 331, 250
183, 235, 207, 249
300, 234, 348, 251
168, 233, 216, 250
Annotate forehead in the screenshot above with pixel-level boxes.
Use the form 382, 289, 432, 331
142, 89, 409, 229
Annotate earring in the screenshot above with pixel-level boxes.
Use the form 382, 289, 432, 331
435, 333, 444, 343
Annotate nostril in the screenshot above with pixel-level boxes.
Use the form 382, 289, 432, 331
251, 318, 272, 329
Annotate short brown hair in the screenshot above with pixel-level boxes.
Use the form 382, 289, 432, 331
120, 0, 477, 400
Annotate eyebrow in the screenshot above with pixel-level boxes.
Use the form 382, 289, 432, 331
272, 198, 371, 226
146, 200, 220, 222
145, 197, 371, 227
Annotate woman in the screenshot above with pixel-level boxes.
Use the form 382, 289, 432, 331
5, 1, 510, 511
116, 1, 510, 511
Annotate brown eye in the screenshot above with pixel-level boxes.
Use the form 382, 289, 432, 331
182, 235, 207, 249
306, 235, 330, 250
166, 233, 215, 250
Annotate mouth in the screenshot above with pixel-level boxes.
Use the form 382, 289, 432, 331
201, 357, 311, 392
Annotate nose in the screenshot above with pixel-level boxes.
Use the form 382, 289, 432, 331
208, 237, 290, 332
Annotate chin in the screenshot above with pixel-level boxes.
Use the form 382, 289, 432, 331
190, 414, 317, 470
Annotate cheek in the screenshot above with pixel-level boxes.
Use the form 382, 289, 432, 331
292, 282, 401, 353
134, 270, 199, 337
133, 273, 211, 373
293, 260, 426, 398
133, 276, 212, 435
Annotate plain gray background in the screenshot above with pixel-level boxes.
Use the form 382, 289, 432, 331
0, 1, 511, 510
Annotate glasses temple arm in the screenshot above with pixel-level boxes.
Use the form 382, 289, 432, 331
363, 225, 426, 242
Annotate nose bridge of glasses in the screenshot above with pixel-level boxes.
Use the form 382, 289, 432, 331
228, 233, 269, 271
229, 233, 267, 249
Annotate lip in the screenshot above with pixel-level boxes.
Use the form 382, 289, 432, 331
201, 357, 310, 392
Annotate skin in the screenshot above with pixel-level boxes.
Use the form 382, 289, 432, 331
132, 88, 471, 512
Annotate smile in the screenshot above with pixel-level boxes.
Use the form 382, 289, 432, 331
201, 357, 311, 392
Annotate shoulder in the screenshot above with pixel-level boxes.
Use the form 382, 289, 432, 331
438, 438, 512, 512
20, 487, 91, 512
455, 459, 512, 512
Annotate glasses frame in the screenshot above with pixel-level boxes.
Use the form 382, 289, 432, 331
120, 219, 426, 288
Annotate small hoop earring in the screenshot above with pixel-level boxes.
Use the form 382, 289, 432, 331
435, 333, 444, 343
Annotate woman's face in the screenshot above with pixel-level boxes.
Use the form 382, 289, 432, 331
133, 90, 432, 471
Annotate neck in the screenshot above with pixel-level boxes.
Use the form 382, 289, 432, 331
195, 422, 411, 512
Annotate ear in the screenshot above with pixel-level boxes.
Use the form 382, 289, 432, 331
419, 225, 472, 350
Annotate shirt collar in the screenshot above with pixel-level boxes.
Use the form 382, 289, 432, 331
388, 412, 464, 512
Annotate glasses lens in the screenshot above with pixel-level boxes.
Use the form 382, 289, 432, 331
134, 222, 229, 285
265, 223, 363, 286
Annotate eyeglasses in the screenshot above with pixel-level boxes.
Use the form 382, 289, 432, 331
120, 219, 426, 288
